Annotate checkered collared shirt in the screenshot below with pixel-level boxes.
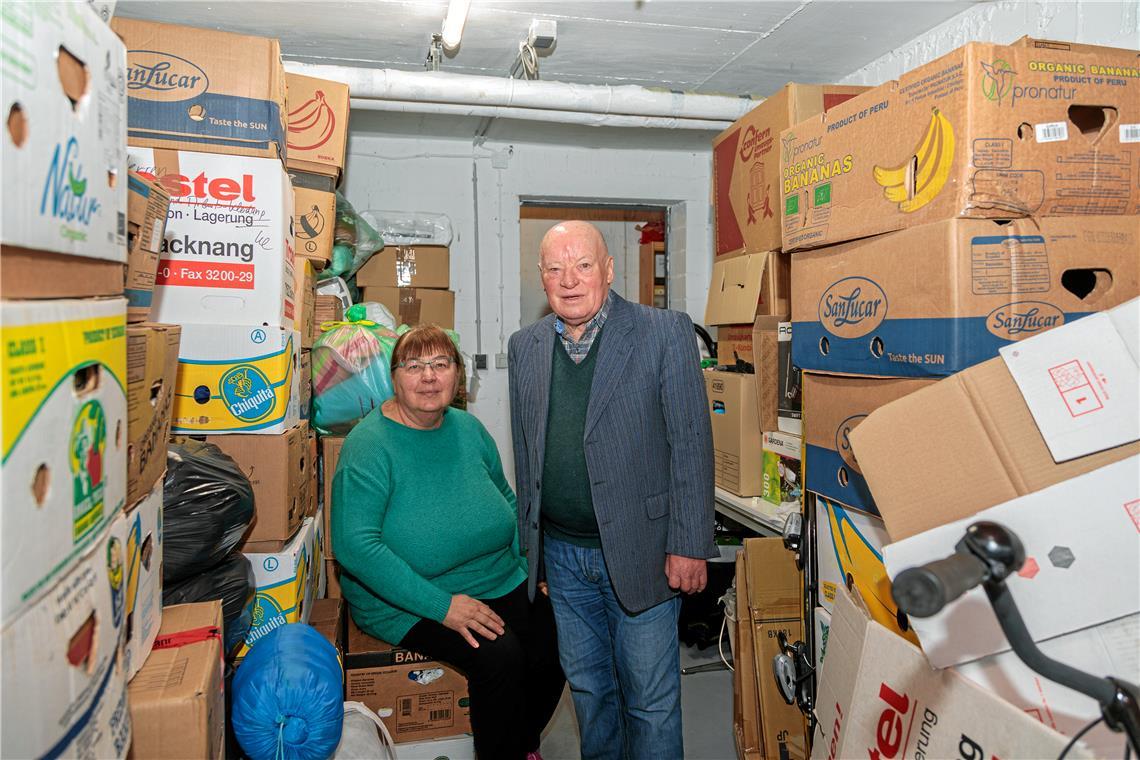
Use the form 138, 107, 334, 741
555, 291, 612, 364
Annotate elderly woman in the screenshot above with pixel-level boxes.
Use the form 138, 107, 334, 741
332, 325, 564, 760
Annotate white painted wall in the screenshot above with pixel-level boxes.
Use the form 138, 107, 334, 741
842, 0, 1140, 84
341, 129, 713, 481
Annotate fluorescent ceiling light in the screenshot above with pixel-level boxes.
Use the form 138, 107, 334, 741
441, 0, 471, 52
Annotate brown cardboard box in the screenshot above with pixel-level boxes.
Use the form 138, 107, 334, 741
309, 597, 346, 664
314, 294, 345, 331
324, 560, 343, 599
705, 370, 763, 497
127, 601, 225, 760
781, 40, 1140, 252
346, 619, 472, 743
705, 251, 791, 327
357, 245, 451, 289
790, 216, 1139, 378
321, 436, 345, 558
206, 422, 313, 549
285, 74, 350, 180
126, 171, 171, 322
750, 316, 783, 431
293, 185, 336, 269
127, 323, 181, 508
361, 287, 455, 329
733, 554, 763, 760
713, 83, 867, 257
112, 18, 287, 159
802, 373, 935, 516
294, 258, 317, 348
849, 353, 1140, 542
299, 349, 313, 422
307, 428, 318, 517
743, 538, 808, 760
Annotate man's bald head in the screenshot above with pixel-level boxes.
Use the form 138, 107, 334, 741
539, 220, 609, 263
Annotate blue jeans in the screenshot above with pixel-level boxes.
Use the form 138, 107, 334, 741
543, 535, 683, 760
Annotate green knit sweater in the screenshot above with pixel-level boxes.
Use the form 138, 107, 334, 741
331, 407, 527, 644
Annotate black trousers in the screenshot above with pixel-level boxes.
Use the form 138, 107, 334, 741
400, 582, 565, 760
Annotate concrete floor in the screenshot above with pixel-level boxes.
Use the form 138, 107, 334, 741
538, 642, 736, 760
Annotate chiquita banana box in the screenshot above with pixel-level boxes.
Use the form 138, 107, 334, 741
1, 297, 127, 625
1, 510, 132, 759
172, 323, 300, 434
781, 37, 1140, 251
127, 147, 296, 330
120, 480, 164, 682
238, 515, 319, 659
812, 494, 918, 645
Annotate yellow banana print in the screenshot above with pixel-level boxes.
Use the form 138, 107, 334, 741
872, 107, 955, 214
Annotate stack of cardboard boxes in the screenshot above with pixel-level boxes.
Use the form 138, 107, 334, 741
767, 37, 1138, 758
356, 243, 455, 329
0, 5, 163, 756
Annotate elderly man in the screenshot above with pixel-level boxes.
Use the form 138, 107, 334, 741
508, 220, 716, 759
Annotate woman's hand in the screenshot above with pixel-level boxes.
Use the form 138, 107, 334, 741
443, 594, 506, 648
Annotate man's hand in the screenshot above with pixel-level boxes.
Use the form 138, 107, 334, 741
442, 594, 506, 648
665, 554, 707, 594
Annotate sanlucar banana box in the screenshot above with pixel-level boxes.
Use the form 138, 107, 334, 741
781, 38, 1140, 252
0, 511, 132, 760
1, 2, 128, 299
238, 515, 319, 658
172, 324, 300, 434
812, 494, 918, 644
128, 147, 296, 330
791, 216, 1139, 377
110, 17, 287, 159
1, 297, 127, 625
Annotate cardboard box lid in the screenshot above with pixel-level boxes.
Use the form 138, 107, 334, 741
705, 252, 776, 326
883, 455, 1140, 669
130, 600, 223, 702
743, 537, 800, 617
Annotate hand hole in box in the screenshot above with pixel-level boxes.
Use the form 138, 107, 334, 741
141, 534, 154, 572
150, 380, 163, 408
32, 463, 51, 506
194, 385, 211, 405
837, 466, 849, 488
7, 103, 27, 147
188, 103, 206, 122
1068, 104, 1117, 139
66, 612, 97, 672
819, 336, 829, 356
870, 336, 884, 358
73, 364, 101, 395
107, 169, 117, 189
56, 45, 89, 110
1016, 122, 1032, 140
1062, 268, 1113, 302
115, 419, 122, 449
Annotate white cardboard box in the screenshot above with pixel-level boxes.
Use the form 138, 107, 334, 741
127, 147, 295, 329
172, 324, 300, 434
812, 585, 1086, 760
1, 2, 127, 261
239, 516, 317, 657
1, 298, 128, 624
0, 515, 133, 759
883, 456, 1140, 668
122, 479, 163, 682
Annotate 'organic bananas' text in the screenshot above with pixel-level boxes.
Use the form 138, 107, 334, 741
783, 154, 854, 193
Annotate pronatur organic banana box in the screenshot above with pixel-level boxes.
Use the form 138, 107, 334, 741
238, 515, 319, 659
791, 216, 1139, 377
1, 2, 128, 299
812, 494, 918, 645
1, 501, 132, 760
285, 73, 350, 180
1, 297, 127, 625
172, 323, 300, 434
128, 147, 296, 330
781, 37, 1140, 252
111, 17, 287, 160
802, 372, 936, 516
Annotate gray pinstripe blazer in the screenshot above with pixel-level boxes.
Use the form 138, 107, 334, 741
508, 291, 717, 614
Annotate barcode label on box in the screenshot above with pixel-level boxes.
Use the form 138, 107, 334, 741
429, 709, 451, 721
1035, 122, 1068, 143
1121, 124, 1140, 143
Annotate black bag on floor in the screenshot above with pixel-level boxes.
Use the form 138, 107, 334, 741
163, 549, 256, 660
163, 438, 255, 585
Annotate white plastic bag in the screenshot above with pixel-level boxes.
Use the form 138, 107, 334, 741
359, 210, 453, 246
330, 702, 397, 760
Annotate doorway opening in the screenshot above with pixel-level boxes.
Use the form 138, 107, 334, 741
518, 202, 669, 328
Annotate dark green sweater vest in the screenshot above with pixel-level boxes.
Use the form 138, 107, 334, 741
541, 330, 604, 548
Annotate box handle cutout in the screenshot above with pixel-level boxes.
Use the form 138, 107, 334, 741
837, 467, 849, 488
1068, 105, 1118, 140
7, 103, 27, 147
1016, 122, 1032, 140
73, 364, 101, 396
150, 380, 163, 408
188, 104, 207, 122
870, 336, 885, 358
107, 169, 117, 189
115, 419, 122, 449
818, 336, 830, 356
141, 534, 154, 572
67, 613, 97, 672
56, 46, 89, 110
1061, 268, 1113, 302
194, 385, 211, 405
32, 463, 50, 506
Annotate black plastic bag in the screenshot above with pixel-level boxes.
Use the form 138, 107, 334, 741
163, 439, 255, 585
163, 550, 255, 660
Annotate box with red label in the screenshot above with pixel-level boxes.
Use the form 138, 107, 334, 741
127, 147, 295, 330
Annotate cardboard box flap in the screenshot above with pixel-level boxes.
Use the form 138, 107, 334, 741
743, 537, 800, 616
131, 600, 223, 701
883, 456, 1140, 669
705, 253, 771, 325
999, 300, 1139, 462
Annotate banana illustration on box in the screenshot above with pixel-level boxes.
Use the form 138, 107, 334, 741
288, 90, 336, 151
818, 497, 919, 644
873, 107, 955, 213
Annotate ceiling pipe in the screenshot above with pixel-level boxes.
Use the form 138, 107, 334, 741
286, 61, 757, 129
348, 97, 735, 131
